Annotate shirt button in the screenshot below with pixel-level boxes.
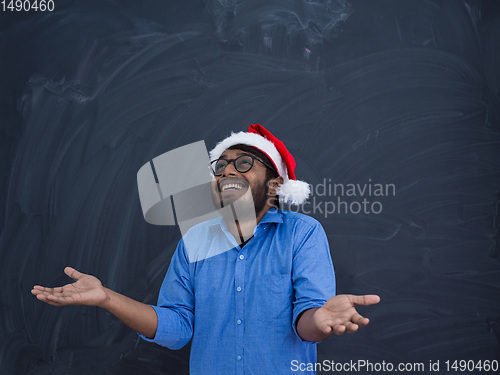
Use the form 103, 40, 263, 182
239, 254, 244, 260
236, 319, 242, 325
237, 355, 242, 361
236, 286, 242, 292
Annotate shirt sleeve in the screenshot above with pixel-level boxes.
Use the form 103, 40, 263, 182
291, 219, 336, 342
138, 239, 194, 350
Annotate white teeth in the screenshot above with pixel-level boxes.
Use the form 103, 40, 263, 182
221, 183, 244, 191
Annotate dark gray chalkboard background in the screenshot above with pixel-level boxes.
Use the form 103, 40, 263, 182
1, 0, 499, 374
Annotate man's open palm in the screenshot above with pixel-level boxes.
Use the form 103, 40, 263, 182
31, 267, 108, 307
316, 294, 380, 336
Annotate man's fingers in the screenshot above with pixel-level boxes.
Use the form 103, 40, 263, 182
31, 285, 71, 302
332, 324, 346, 336
36, 291, 76, 306
32, 286, 60, 296
31, 288, 56, 298
64, 267, 83, 281
352, 312, 370, 327
349, 294, 380, 306
34, 292, 63, 306
328, 320, 361, 335
32, 267, 83, 306
44, 295, 70, 307
32, 285, 66, 296
321, 325, 333, 335
47, 294, 71, 303
345, 322, 359, 333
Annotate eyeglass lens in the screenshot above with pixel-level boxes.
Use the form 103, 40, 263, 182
214, 155, 254, 175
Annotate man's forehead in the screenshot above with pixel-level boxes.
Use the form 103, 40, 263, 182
220, 148, 255, 158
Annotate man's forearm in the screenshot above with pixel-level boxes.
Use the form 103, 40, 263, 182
101, 288, 158, 339
296, 307, 328, 342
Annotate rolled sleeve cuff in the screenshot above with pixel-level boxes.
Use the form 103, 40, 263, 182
292, 301, 326, 343
137, 304, 193, 350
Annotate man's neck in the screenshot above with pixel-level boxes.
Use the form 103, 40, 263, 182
224, 205, 271, 244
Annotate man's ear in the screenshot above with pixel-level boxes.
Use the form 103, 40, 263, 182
267, 176, 284, 194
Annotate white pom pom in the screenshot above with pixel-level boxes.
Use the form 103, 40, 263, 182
277, 179, 310, 206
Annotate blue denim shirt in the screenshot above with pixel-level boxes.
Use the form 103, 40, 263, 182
140, 208, 336, 374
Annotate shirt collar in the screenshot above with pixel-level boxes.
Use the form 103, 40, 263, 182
257, 207, 283, 225
210, 207, 283, 230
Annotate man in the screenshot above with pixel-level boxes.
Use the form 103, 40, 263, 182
32, 124, 380, 374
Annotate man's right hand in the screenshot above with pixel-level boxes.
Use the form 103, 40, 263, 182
31, 267, 108, 307
31, 266, 158, 339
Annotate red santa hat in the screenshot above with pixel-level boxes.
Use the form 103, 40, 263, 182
209, 124, 310, 205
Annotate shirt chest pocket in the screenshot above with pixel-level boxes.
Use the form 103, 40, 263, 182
249, 274, 293, 326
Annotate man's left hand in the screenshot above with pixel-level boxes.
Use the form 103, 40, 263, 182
314, 294, 380, 336
297, 294, 380, 341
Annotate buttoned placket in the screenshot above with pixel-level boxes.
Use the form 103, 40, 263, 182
217, 220, 249, 374
218, 216, 275, 374
234, 223, 265, 374
234, 237, 249, 374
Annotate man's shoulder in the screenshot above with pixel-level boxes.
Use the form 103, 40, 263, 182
183, 215, 222, 234
275, 210, 329, 252
177, 215, 223, 247
277, 209, 323, 231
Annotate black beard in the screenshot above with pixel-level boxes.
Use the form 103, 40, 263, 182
213, 178, 269, 218
251, 178, 269, 217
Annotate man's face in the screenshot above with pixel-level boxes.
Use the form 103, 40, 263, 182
211, 148, 270, 216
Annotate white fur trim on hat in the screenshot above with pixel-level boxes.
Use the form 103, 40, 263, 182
277, 178, 310, 205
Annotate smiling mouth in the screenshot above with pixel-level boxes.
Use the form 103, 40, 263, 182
218, 180, 247, 193
223, 184, 244, 192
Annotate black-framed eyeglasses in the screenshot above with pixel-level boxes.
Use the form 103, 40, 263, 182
210, 154, 274, 176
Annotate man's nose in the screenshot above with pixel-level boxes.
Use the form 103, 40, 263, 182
222, 161, 238, 177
